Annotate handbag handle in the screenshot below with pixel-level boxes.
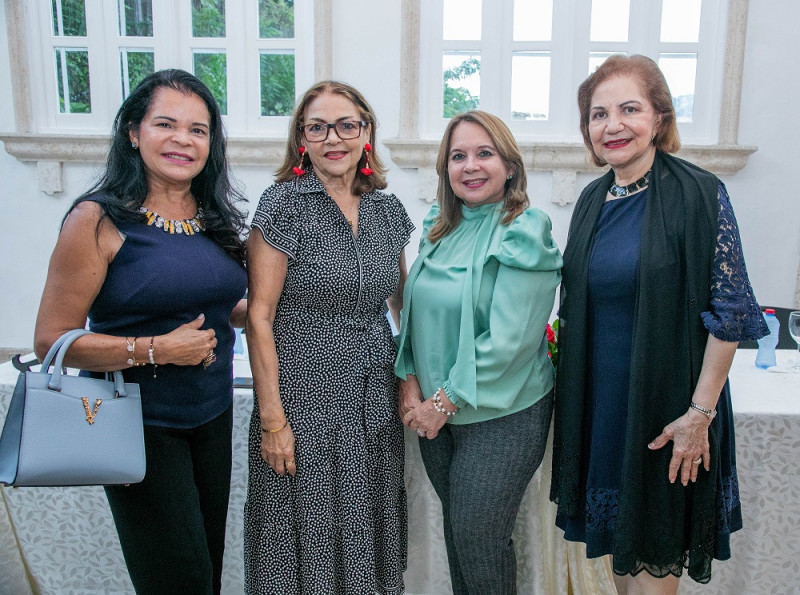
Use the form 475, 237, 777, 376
43, 329, 128, 398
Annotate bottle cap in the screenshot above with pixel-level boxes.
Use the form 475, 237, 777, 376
764, 308, 776, 315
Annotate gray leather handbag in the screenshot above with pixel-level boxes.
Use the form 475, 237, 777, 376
0, 329, 145, 486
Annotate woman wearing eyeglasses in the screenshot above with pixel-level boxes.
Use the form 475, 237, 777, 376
244, 81, 413, 594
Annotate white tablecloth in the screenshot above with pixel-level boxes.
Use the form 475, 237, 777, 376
1, 351, 798, 594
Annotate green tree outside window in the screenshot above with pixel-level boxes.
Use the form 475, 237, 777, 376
194, 53, 228, 114
443, 58, 480, 118
259, 0, 294, 38
192, 0, 226, 38
260, 53, 295, 116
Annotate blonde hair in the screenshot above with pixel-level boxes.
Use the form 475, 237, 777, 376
275, 80, 387, 194
428, 111, 529, 243
577, 54, 680, 167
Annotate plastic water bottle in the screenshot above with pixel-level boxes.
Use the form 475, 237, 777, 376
755, 309, 780, 369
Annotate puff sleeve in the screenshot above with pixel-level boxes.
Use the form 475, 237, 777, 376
441, 207, 563, 410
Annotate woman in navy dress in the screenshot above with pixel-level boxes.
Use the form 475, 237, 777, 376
550, 55, 767, 593
34, 70, 247, 594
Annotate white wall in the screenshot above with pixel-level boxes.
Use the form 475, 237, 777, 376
722, 0, 800, 310
1, 0, 798, 350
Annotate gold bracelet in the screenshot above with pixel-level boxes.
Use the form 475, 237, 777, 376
126, 337, 146, 367
261, 419, 288, 433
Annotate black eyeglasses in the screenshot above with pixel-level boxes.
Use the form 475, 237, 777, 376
298, 120, 368, 142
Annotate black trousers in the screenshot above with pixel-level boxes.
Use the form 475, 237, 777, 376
105, 406, 233, 595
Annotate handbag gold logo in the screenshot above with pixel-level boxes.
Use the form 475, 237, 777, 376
81, 397, 102, 425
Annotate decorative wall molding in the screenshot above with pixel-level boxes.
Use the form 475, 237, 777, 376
384, 138, 756, 204
0, 134, 288, 194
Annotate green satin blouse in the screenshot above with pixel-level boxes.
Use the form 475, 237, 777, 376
395, 201, 562, 425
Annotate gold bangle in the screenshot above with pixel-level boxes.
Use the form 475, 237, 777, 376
261, 419, 288, 433
126, 337, 146, 367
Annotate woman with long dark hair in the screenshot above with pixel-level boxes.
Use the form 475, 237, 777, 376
34, 69, 247, 594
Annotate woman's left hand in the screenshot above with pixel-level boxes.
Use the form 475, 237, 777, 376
398, 375, 424, 423
648, 408, 712, 486
403, 397, 449, 440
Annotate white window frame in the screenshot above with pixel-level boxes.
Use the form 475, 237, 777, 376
420, 0, 727, 143
2, 0, 330, 193
387, 0, 755, 206
29, 0, 313, 135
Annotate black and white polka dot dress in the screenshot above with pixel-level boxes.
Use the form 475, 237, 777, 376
245, 171, 412, 594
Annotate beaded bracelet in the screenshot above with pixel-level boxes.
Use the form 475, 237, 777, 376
689, 401, 716, 421
148, 336, 157, 378
432, 390, 457, 417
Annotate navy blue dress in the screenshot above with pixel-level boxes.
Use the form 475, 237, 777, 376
557, 183, 766, 558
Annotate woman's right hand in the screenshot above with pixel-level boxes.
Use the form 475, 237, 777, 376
260, 422, 297, 476
156, 314, 218, 366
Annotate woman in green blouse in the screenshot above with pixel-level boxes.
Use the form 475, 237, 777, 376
395, 111, 562, 593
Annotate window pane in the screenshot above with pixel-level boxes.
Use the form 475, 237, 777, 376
194, 52, 227, 114
52, 0, 86, 36
443, 0, 481, 40
511, 52, 550, 120
120, 0, 153, 37
443, 52, 481, 118
192, 0, 226, 38
55, 48, 91, 113
513, 0, 553, 41
588, 51, 625, 74
121, 49, 154, 97
658, 53, 697, 122
660, 0, 701, 42
259, 0, 294, 38
590, 0, 630, 42
260, 53, 295, 116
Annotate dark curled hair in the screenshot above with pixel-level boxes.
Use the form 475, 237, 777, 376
67, 69, 247, 265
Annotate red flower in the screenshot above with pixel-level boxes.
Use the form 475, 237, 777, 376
546, 324, 556, 343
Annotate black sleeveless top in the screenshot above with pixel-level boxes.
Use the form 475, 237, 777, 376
88, 207, 246, 428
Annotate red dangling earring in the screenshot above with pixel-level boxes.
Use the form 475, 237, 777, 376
360, 143, 374, 176
293, 146, 307, 176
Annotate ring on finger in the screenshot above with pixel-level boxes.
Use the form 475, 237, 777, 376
202, 349, 217, 368
416, 429, 425, 437
692, 456, 702, 465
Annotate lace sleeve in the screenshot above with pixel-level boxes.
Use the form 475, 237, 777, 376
700, 182, 769, 342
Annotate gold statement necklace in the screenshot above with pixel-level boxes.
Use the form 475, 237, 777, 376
139, 206, 205, 235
